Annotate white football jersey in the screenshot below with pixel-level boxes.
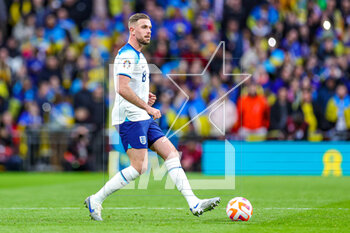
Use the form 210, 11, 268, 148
112, 43, 150, 125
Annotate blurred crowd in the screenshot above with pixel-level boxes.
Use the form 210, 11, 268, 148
0, 0, 350, 171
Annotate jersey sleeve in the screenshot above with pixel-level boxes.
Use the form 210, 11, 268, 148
114, 50, 137, 79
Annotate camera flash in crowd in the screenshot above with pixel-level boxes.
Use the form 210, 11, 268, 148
42, 102, 51, 112
323, 20, 331, 30
268, 37, 276, 47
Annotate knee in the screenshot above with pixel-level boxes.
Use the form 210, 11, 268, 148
166, 149, 180, 160
131, 157, 148, 174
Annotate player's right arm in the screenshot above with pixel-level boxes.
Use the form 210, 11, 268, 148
118, 75, 161, 119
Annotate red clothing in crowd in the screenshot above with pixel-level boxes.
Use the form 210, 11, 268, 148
235, 94, 270, 130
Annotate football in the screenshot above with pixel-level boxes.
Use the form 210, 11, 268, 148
226, 197, 253, 221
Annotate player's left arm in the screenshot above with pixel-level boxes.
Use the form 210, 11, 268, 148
148, 92, 156, 106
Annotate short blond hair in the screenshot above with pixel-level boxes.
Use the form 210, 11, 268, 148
128, 13, 150, 29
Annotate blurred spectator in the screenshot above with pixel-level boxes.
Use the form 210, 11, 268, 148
208, 88, 237, 138
187, 86, 211, 137
38, 56, 61, 84
1, 112, 19, 145
50, 95, 74, 129
18, 101, 42, 166
62, 0, 92, 29
271, 65, 293, 94
83, 36, 110, 62
8, 0, 32, 27
12, 76, 35, 103
286, 110, 308, 141
73, 80, 93, 124
179, 138, 202, 171
235, 83, 270, 140
36, 81, 54, 116
247, 1, 279, 37
341, 0, 350, 29
317, 36, 336, 62
325, 84, 350, 140
223, 0, 247, 30
223, 19, 243, 66
180, 37, 206, 67
18, 101, 42, 128
31, 0, 47, 27
61, 47, 78, 90
43, 13, 66, 52
49, 94, 74, 168
281, 28, 302, 63
49, 75, 64, 96
0, 0, 7, 38
316, 77, 336, 114
154, 90, 176, 132
0, 47, 11, 86
13, 14, 36, 43
0, 96, 8, 114
91, 83, 105, 130
89, 83, 106, 170
0, 111, 22, 171
57, 7, 79, 42
153, 40, 169, 67
63, 126, 91, 171
269, 87, 292, 139
164, 8, 192, 42
297, 88, 324, 140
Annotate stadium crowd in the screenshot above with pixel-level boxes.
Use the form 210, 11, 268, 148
0, 0, 350, 170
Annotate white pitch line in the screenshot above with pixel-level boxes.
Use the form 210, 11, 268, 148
0, 207, 349, 210
262, 207, 350, 210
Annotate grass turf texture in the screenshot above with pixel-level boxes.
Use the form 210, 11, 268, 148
0, 173, 349, 233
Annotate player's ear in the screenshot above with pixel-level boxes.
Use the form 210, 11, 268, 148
129, 23, 136, 36
129, 25, 134, 36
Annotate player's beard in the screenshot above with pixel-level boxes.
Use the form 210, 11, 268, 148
137, 36, 150, 45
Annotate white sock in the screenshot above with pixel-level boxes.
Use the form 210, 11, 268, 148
93, 166, 140, 204
165, 157, 200, 208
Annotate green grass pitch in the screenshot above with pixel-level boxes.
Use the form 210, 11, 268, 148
0, 173, 349, 233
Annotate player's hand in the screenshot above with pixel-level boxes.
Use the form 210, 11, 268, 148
146, 106, 161, 120
148, 92, 156, 106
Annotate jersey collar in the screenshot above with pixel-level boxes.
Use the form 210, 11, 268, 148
127, 43, 141, 55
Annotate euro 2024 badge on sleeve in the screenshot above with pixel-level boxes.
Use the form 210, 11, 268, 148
123, 60, 131, 69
